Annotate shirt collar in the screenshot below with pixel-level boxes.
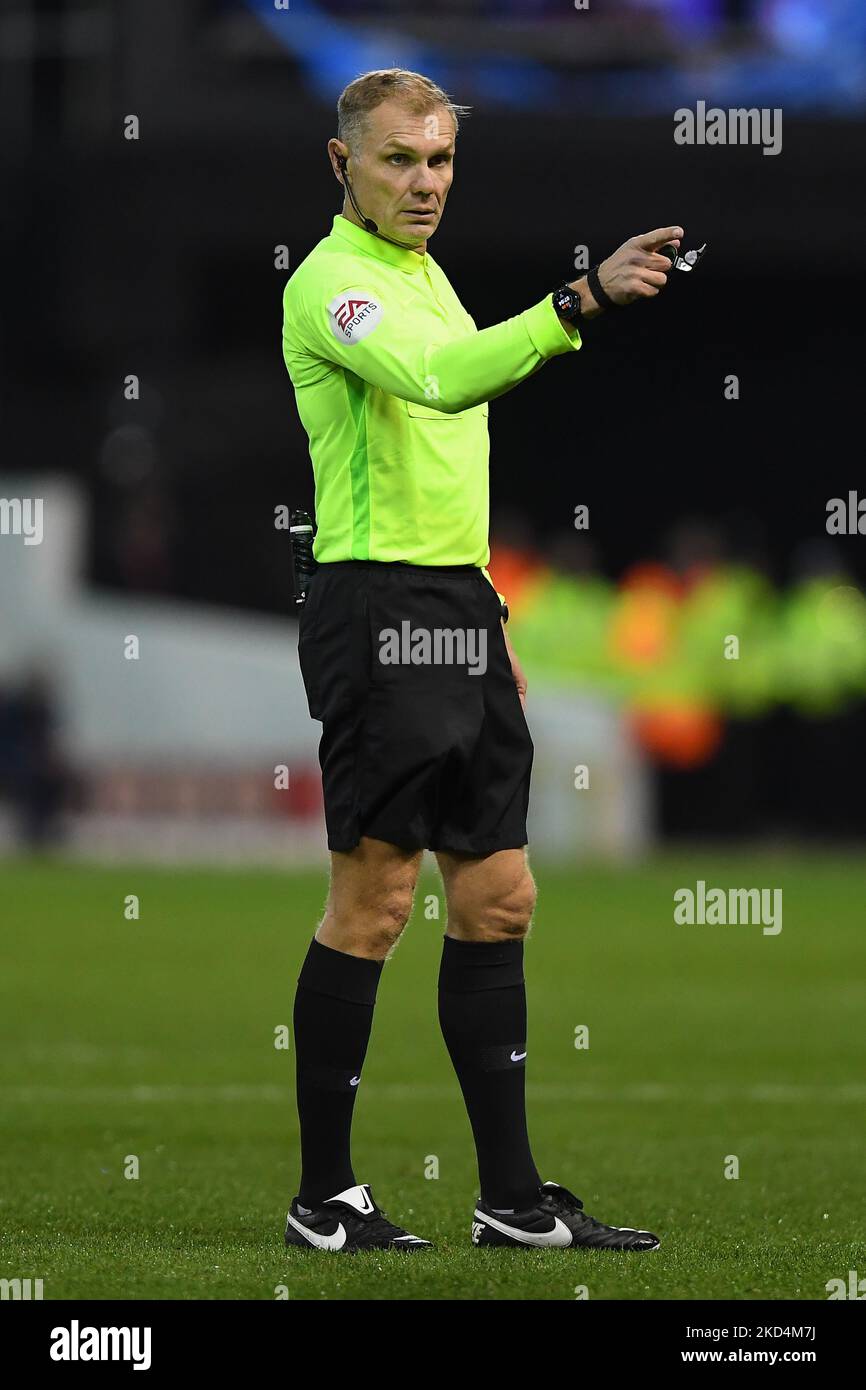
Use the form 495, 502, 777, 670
329, 213, 427, 274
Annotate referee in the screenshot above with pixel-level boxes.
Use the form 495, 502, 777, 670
281, 68, 680, 1253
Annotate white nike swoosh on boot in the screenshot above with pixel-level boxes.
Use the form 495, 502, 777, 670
286, 1211, 347, 1250
475, 1210, 572, 1248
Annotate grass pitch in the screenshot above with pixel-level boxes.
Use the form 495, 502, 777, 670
1, 851, 863, 1301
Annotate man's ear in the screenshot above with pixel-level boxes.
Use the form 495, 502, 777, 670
330, 141, 348, 183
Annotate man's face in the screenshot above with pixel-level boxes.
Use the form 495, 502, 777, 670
334, 99, 456, 249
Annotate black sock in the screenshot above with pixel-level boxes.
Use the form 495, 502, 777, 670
438, 935, 541, 1210
293, 938, 383, 1209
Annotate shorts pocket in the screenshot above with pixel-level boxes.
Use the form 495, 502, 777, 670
297, 571, 325, 718
298, 572, 370, 724
297, 631, 323, 721
297, 567, 324, 640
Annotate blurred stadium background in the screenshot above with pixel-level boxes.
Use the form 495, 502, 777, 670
2, 0, 865, 862
2, 0, 866, 1302
1, 0, 866, 861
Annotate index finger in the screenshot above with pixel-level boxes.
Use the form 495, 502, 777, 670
633, 226, 684, 251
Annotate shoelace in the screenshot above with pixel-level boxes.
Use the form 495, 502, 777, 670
322, 1198, 405, 1245
354, 1212, 409, 1245
541, 1183, 607, 1233
541, 1182, 583, 1212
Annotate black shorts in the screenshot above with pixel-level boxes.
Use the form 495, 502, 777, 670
297, 561, 534, 855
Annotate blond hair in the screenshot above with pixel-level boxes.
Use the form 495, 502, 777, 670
337, 68, 470, 152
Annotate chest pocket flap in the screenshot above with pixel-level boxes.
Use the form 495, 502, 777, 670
406, 399, 489, 420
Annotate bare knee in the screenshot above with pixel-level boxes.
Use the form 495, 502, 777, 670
319, 842, 421, 959
449, 865, 537, 943
485, 870, 537, 940
370, 879, 416, 952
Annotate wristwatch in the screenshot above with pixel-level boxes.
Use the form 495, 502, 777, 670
551, 282, 583, 326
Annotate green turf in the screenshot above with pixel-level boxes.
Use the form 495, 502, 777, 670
1, 852, 864, 1301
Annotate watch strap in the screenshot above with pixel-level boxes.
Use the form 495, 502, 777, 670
586, 264, 617, 311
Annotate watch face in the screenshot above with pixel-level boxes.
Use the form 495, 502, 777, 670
554, 287, 579, 320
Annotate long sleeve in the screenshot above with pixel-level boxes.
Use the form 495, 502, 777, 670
284, 280, 582, 416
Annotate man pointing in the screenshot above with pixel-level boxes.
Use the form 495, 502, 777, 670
281, 67, 679, 1254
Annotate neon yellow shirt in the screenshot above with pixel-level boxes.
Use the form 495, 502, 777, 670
282, 213, 581, 568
